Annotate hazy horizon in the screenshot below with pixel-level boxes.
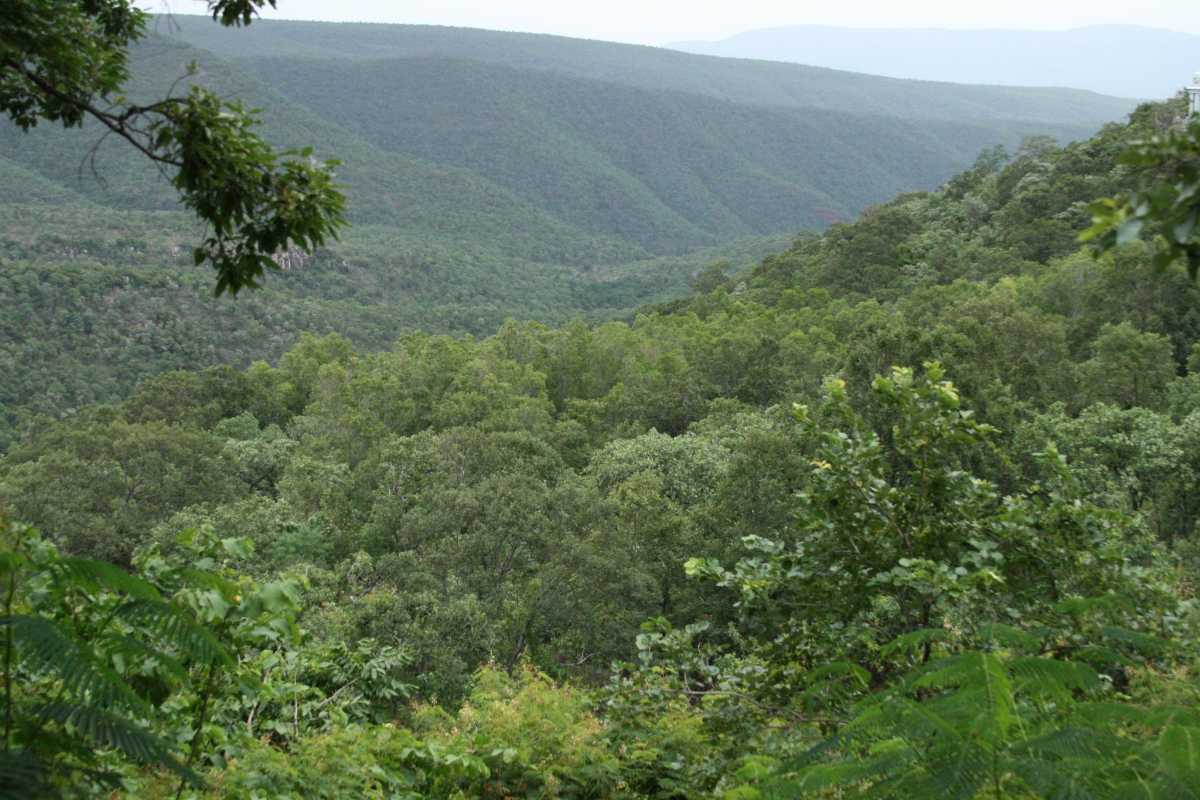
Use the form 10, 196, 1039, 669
154, 1, 1200, 46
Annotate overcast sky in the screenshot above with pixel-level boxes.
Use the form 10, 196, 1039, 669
163, 1, 1200, 44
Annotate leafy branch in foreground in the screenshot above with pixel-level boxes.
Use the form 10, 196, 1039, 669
0, 509, 426, 797
0, 0, 346, 294
0, 515, 204, 797
769, 646, 1200, 800
1083, 110, 1200, 276
623, 365, 1191, 798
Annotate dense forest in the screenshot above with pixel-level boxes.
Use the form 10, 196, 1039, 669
7, 64, 1200, 797
0, 200, 785, 442
0, 16, 1138, 447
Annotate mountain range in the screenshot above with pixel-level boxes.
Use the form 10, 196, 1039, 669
1, 19, 1137, 257
0, 16, 1140, 421
669, 25, 1200, 99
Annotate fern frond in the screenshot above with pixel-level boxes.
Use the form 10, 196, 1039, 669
115, 600, 232, 667
782, 739, 916, 798
881, 628, 948, 659
1100, 627, 1168, 657
176, 568, 239, 597
972, 651, 1015, 744
0, 749, 55, 800
1142, 706, 1200, 729
1009, 656, 1101, 698
1073, 644, 1133, 669
1153, 724, 1200, 797
890, 749, 988, 800
842, 702, 887, 736
1011, 757, 1108, 800
102, 634, 187, 681
798, 660, 872, 709
905, 653, 1015, 748
1055, 594, 1131, 618
889, 697, 963, 743
909, 653, 975, 691
977, 623, 1041, 653
1103, 779, 1157, 800
783, 758, 897, 798
2, 615, 147, 712
36, 702, 200, 786
1076, 701, 1159, 729
54, 558, 160, 601
1020, 726, 1137, 761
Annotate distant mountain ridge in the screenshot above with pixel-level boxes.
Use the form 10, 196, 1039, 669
1, 18, 1136, 261
669, 24, 1200, 99
163, 16, 1135, 126
0, 15, 1149, 425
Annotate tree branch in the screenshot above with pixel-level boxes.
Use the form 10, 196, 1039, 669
2, 58, 185, 169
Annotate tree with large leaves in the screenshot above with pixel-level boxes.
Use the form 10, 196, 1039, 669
1084, 103, 1200, 276
0, 1, 345, 294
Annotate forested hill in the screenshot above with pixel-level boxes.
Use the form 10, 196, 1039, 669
0, 36, 635, 264
0, 17, 1142, 433
236, 54, 1057, 251
163, 15, 1133, 127
0, 22, 1133, 256
7, 98, 1200, 796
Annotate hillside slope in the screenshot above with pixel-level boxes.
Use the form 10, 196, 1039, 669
0, 16, 1148, 434
0, 199, 789, 434
0, 37, 636, 265
242, 54, 1066, 251
1, 22, 1135, 261
162, 16, 1135, 127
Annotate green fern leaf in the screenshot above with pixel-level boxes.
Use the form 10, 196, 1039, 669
0, 750, 54, 800
1012, 757, 1108, 800
909, 653, 1015, 744
1073, 644, 1133, 669
973, 651, 1016, 744
1055, 594, 1132, 617
55, 558, 161, 601
783, 741, 916, 798
909, 653, 976, 691
115, 600, 232, 667
977, 623, 1041, 653
1141, 706, 1200, 729
881, 628, 948, 659
1009, 657, 1101, 698
36, 702, 200, 786
1103, 780, 1156, 800
890, 750, 988, 800
889, 697, 962, 743
102, 634, 187, 681
1021, 727, 1137, 761
798, 660, 872, 709
1154, 725, 1200, 797
1101, 627, 1168, 658
788, 759, 890, 792
1076, 701, 1156, 728
3, 615, 147, 712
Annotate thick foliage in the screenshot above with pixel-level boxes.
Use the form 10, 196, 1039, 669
1085, 115, 1200, 276
3, 80, 1200, 800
